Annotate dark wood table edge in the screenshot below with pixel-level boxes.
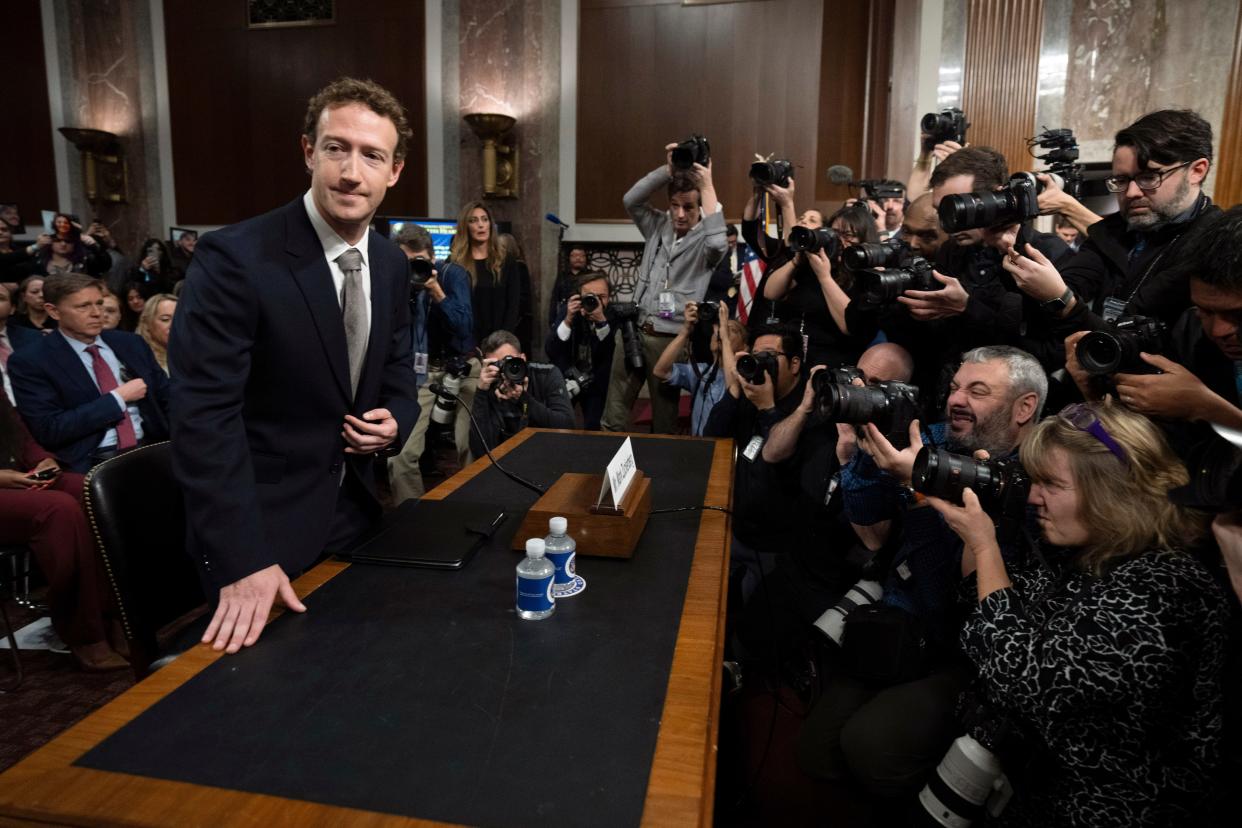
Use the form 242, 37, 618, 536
0, 429, 734, 827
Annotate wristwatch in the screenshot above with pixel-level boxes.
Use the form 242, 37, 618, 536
1040, 287, 1074, 314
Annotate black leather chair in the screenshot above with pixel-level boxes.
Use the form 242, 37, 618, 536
83, 441, 205, 678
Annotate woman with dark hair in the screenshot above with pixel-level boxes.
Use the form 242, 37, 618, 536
497, 232, 533, 353
929, 401, 1229, 825
127, 238, 177, 297
119, 281, 145, 331
10, 275, 55, 332
758, 201, 877, 367
35, 229, 110, 279
0, 395, 127, 671
450, 201, 521, 344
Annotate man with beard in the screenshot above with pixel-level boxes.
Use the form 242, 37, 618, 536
999, 109, 1218, 345
797, 346, 1046, 806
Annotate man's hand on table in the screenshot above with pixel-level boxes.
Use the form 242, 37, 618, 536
203, 563, 307, 653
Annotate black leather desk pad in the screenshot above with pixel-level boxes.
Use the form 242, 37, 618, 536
76, 433, 719, 827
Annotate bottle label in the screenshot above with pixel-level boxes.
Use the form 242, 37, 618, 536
516, 574, 554, 613
546, 549, 576, 586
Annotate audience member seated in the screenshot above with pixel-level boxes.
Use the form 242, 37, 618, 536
10, 276, 56, 333
931, 400, 1228, 826
85, 219, 128, 291
8, 273, 170, 472
0, 222, 37, 291
798, 346, 1046, 804
120, 281, 145, 331
99, 289, 122, 331
651, 301, 745, 436
128, 238, 178, 297
1, 283, 41, 405
136, 293, 177, 375
170, 229, 197, 280
545, 269, 616, 430
36, 229, 111, 279
468, 330, 574, 457
0, 394, 127, 671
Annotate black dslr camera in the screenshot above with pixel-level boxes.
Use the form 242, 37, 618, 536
859, 179, 906, 201
564, 366, 593, 400
691, 300, 721, 364
854, 256, 941, 306
938, 171, 1063, 233
1029, 127, 1084, 198
497, 355, 528, 385
408, 257, 433, 299
736, 351, 780, 386
921, 107, 970, 151
579, 292, 601, 313
912, 448, 1030, 521
813, 379, 920, 448
610, 302, 645, 370
788, 226, 841, 257
671, 134, 710, 170
843, 238, 908, 271
750, 158, 794, 187
1075, 315, 1167, 375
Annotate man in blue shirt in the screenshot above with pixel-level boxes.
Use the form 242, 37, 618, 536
651, 300, 745, 436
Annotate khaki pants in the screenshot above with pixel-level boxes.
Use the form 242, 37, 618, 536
387, 359, 479, 503
600, 330, 682, 434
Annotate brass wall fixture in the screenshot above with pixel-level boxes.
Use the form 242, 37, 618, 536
463, 113, 518, 199
58, 127, 129, 208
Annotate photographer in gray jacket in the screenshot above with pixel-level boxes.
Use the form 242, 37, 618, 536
602, 140, 727, 433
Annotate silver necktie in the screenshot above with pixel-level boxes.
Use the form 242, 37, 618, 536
336, 247, 367, 398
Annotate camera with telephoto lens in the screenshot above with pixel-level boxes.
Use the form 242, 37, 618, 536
938, 171, 1064, 233
735, 351, 780, 387
843, 238, 908, 271
1075, 315, 1167, 376
408, 257, 432, 299
1029, 127, 1084, 199
671, 134, 710, 170
912, 448, 1031, 533
860, 179, 906, 201
750, 158, 794, 187
579, 292, 601, 314
610, 302, 645, 370
921, 107, 970, 151
564, 366, 593, 400
854, 256, 941, 306
497, 355, 528, 386
815, 380, 920, 449
430, 355, 472, 425
788, 226, 841, 257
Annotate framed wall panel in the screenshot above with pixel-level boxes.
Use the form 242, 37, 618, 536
1, 0, 58, 230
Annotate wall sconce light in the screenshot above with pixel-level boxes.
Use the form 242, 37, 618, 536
58, 127, 129, 209
464, 113, 518, 199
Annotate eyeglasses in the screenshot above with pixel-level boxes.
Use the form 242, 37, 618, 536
1103, 161, 1192, 194
752, 350, 787, 359
1059, 404, 1129, 466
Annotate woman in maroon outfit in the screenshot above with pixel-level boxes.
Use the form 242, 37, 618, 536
0, 395, 125, 670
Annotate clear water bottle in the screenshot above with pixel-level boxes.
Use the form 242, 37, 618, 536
516, 538, 555, 620
544, 516, 583, 598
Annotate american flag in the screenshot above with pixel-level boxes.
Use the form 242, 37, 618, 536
737, 244, 766, 325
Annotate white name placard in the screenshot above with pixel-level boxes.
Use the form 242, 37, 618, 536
598, 437, 638, 509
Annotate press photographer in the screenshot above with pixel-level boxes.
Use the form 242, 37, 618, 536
387, 224, 476, 503
926, 401, 1228, 826
906, 106, 969, 202
469, 330, 575, 457
545, 269, 616, 430
797, 346, 1046, 805
1011, 109, 1219, 346
651, 301, 746, 436
602, 138, 726, 433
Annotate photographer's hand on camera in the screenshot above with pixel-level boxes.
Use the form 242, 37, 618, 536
909, 137, 964, 201
1063, 331, 1100, 401
1035, 173, 1102, 235
926, 487, 1007, 583
761, 365, 824, 463
478, 360, 500, 392
858, 418, 925, 487
1001, 242, 1071, 303
495, 377, 528, 403
737, 354, 776, 412
1114, 353, 1242, 427
424, 271, 446, 303
897, 271, 969, 320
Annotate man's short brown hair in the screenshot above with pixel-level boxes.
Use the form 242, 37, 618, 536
667, 172, 701, 203
303, 77, 413, 162
930, 146, 1009, 191
42, 272, 103, 306
574, 270, 609, 295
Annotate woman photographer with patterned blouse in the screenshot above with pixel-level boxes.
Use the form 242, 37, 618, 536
928, 400, 1228, 826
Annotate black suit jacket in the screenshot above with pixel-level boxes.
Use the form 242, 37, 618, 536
169, 198, 419, 590
8, 329, 170, 472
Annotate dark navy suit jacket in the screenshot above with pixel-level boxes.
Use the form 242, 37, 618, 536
7, 329, 170, 472
5, 324, 41, 352
169, 198, 419, 590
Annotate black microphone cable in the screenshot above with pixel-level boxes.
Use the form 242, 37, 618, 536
427, 382, 546, 496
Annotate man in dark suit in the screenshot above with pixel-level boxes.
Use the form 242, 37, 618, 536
8, 273, 169, 472
170, 77, 419, 654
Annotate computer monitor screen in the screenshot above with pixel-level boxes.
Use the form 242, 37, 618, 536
386, 217, 457, 261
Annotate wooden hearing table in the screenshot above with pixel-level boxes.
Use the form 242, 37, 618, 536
0, 429, 734, 827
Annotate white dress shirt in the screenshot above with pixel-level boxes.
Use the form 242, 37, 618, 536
302, 190, 372, 334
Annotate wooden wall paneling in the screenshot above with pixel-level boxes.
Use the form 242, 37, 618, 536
815, 1, 872, 205
1213, 3, 1242, 209
960, 0, 1045, 176
2, 1, 58, 229
577, 0, 824, 223
165, 0, 426, 225
863, 0, 896, 181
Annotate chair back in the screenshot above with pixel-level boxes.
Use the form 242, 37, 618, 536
84, 441, 204, 676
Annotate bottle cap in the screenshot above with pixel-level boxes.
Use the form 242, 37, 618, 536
525, 538, 546, 558
549, 516, 568, 535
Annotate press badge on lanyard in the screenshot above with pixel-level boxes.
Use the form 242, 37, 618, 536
414, 352, 429, 374
1102, 297, 1128, 323
658, 291, 676, 319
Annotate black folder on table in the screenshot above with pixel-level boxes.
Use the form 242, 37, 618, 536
340, 498, 508, 570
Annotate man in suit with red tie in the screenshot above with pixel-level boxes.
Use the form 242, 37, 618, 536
169, 78, 419, 654
8, 272, 169, 472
